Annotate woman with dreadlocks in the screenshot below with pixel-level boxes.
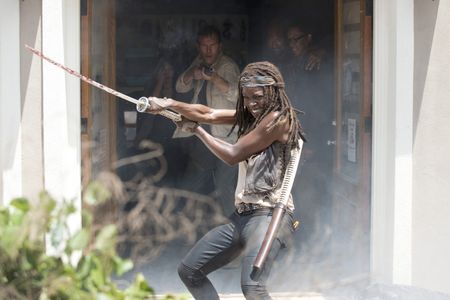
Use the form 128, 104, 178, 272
149, 61, 306, 300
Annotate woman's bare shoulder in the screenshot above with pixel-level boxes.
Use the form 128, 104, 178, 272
261, 111, 290, 143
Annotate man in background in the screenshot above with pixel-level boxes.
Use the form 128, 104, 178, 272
175, 25, 240, 214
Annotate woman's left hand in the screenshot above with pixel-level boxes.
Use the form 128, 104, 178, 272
174, 116, 199, 133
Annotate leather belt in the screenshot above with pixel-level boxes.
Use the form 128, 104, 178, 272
236, 203, 268, 215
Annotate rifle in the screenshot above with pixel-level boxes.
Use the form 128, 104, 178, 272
250, 140, 303, 281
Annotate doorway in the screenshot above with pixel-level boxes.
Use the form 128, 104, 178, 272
80, 0, 372, 294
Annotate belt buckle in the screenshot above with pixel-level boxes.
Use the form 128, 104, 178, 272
237, 203, 260, 215
237, 203, 246, 214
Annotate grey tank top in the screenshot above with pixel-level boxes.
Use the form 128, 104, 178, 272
234, 141, 295, 211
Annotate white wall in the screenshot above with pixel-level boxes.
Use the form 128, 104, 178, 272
1, 1, 81, 209
0, 0, 22, 205
413, 0, 450, 294
372, 0, 450, 295
20, 0, 44, 200
372, 0, 414, 286
42, 0, 81, 251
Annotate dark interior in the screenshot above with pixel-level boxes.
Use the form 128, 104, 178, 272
112, 0, 339, 293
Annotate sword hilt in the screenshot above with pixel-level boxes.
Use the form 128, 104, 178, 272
136, 97, 182, 122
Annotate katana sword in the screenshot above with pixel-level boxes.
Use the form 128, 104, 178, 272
25, 45, 181, 122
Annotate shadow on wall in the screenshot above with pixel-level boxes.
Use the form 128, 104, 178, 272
413, 0, 440, 136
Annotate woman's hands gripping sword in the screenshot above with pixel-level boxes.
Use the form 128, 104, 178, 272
142, 97, 199, 132
136, 97, 182, 122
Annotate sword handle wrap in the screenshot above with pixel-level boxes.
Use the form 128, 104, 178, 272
136, 97, 182, 122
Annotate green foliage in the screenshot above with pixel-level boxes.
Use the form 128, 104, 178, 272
0, 182, 181, 300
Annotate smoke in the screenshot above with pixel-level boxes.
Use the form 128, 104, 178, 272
91, 140, 227, 266
86, 0, 380, 297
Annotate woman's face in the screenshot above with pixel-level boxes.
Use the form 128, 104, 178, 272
242, 86, 269, 118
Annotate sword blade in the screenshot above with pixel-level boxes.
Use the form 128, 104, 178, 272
25, 44, 138, 105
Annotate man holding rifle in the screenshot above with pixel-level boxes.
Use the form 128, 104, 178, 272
175, 25, 240, 213
150, 61, 304, 300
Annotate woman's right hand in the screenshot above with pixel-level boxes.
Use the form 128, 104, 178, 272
146, 96, 171, 113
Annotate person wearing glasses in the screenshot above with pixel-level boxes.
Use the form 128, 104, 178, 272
257, 19, 321, 74
285, 22, 335, 260
286, 23, 325, 72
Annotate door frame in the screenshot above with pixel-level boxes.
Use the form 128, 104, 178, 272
81, 0, 117, 187
332, 0, 373, 276
77, 0, 416, 287
371, 0, 414, 285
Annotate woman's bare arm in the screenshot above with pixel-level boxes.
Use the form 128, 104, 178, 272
191, 111, 289, 165
152, 97, 236, 125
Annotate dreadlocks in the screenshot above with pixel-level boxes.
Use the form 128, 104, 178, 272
231, 61, 306, 149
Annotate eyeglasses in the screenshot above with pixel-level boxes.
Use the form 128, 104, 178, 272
288, 34, 307, 44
